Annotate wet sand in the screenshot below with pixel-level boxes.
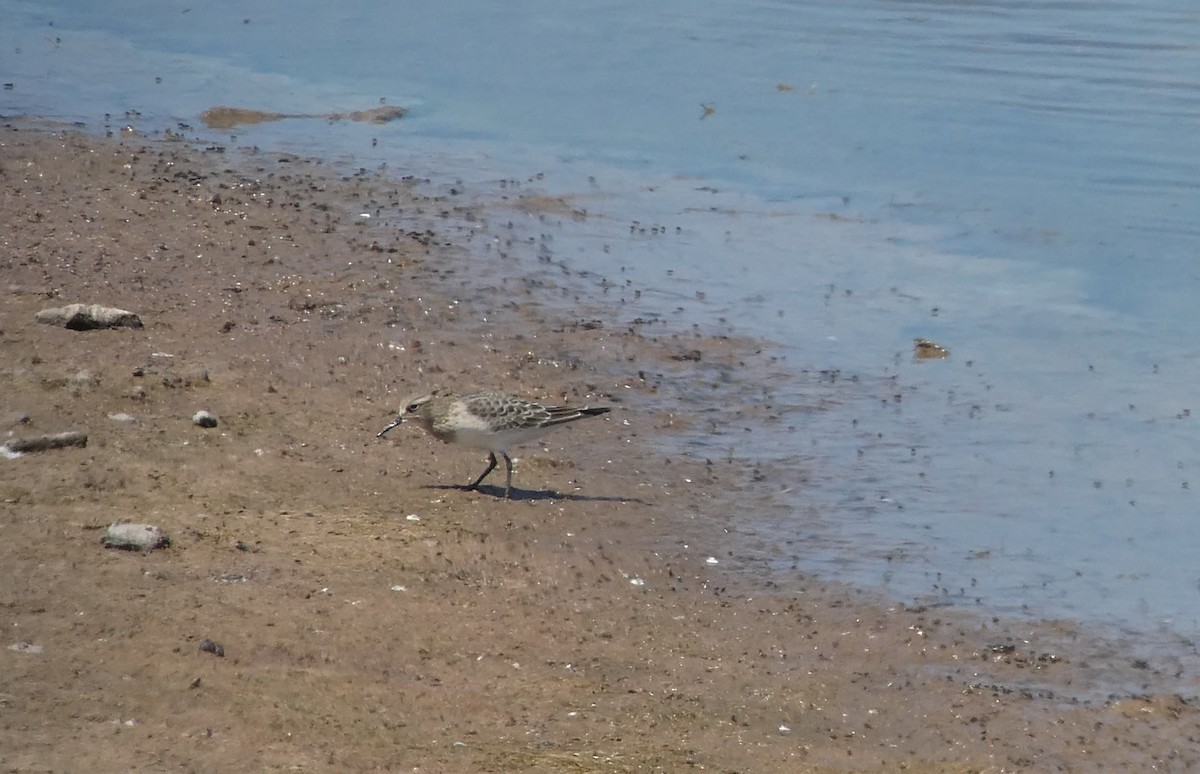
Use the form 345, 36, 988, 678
1, 123, 1196, 772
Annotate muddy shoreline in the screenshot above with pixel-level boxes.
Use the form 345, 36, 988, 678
1, 123, 1196, 772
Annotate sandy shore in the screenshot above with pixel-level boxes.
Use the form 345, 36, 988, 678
1, 123, 1196, 772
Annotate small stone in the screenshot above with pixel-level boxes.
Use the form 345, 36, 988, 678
102, 523, 170, 551
107, 412, 138, 424
192, 410, 219, 428
198, 638, 225, 657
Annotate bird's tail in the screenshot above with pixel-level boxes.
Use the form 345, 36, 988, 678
545, 405, 612, 426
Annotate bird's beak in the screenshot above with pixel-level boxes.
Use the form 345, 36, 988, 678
377, 416, 404, 438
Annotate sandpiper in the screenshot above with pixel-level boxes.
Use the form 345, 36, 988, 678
378, 390, 611, 498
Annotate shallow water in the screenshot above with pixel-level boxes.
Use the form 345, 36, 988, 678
4, 0, 1200, 645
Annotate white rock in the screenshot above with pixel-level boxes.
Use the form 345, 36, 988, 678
102, 523, 170, 551
192, 410, 219, 428
35, 303, 143, 330
1, 431, 88, 455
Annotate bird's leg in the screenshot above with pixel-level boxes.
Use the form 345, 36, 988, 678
502, 452, 514, 499
468, 452, 498, 490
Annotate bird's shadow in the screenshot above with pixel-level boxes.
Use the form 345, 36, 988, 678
425, 483, 645, 504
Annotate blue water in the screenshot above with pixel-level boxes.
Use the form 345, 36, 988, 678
5, 0, 1200, 643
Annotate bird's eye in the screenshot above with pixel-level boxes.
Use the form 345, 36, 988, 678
406, 402, 420, 413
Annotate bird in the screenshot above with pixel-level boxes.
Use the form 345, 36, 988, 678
377, 390, 612, 498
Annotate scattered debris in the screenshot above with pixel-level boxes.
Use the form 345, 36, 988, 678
2, 411, 30, 426
102, 523, 170, 551
914, 338, 950, 360
35, 303, 143, 330
8, 642, 43, 654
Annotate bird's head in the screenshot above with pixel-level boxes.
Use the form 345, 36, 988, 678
377, 392, 437, 437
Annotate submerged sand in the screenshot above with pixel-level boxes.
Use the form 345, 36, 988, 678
1, 124, 1196, 772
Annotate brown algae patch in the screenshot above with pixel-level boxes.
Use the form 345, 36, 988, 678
199, 104, 406, 129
